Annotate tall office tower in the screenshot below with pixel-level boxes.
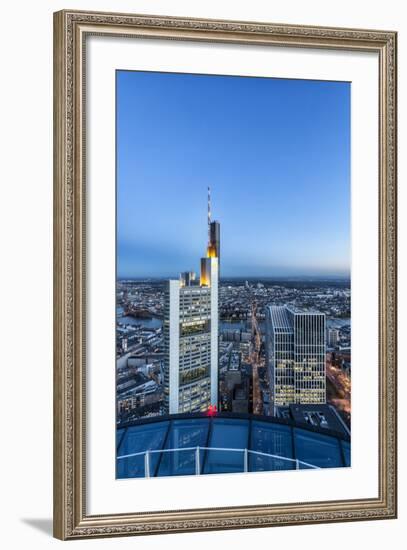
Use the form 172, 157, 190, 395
265, 306, 326, 415
163, 191, 219, 415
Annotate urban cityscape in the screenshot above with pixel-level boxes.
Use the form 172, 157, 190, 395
116, 189, 351, 478
116, 71, 350, 479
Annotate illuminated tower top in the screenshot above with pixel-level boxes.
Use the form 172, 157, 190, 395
206, 186, 220, 261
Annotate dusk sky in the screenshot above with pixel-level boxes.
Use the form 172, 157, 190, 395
117, 70, 350, 279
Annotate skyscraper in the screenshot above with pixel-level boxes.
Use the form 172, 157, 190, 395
265, 305, 326, 415
163, 190, 219, 414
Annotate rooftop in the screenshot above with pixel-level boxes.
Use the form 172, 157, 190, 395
287, 305, 324, 316
267, 306, 293, 331
117, 412, 350, 479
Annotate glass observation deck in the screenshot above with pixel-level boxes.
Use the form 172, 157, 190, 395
117, 413, 350, 479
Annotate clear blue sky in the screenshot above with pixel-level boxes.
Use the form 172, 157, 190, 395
117, 70, 350, 279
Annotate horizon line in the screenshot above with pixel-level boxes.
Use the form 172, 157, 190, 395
117, 274, 351, 280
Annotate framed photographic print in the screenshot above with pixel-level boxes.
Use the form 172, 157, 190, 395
53, 9, 397, 540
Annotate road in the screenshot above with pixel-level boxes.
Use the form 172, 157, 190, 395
326, 353, 351, 415
250, 300, 263, 415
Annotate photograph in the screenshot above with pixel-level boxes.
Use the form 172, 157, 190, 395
115, 70, 352, 479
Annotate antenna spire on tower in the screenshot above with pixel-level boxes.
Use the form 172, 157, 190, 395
207, 186, 211, 239
208, 186, 211, 224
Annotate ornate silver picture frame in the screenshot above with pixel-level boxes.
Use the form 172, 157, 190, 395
53, 9, 397, 540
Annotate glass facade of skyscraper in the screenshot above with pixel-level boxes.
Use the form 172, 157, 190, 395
117, 413, 350, 479
266, 306, 326, 413
164, 284, 212, 413
291, 310, 326, 404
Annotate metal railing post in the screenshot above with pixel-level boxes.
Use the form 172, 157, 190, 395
244, 448, 248, 472
195, 446, 200, 475
145, 450, 151, 478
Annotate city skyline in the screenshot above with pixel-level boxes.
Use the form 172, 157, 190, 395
117, 70, 350, 278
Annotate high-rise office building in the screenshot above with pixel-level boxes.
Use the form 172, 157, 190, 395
163, 190, 219, 414
265, 305, 326, 415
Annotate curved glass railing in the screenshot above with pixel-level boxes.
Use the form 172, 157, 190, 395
117, 446, 320, 478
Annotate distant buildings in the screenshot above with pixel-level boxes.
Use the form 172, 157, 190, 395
327, 327, 340, 348
163, 189, 219, 414
265, 305, 326, 414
